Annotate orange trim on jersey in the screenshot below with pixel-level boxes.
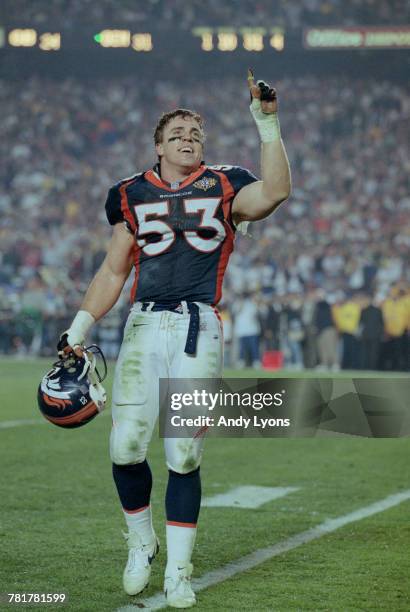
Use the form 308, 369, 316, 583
130, 244, 141, 303
45, 401, 97, 426
118, 179, 141, 303
213, 237, 233, 305
145, 165, 207, 192
119, 179, 137, 233
212, 305, 222, 325
166, 520, 197, 528
209, 169, 235, 229
209, 170, 236, 305
212, 305, 224, 339
123, 504, 149, 515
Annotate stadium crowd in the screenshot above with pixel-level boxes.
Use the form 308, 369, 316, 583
2, 0, 408, 29
1, 74, 409, 370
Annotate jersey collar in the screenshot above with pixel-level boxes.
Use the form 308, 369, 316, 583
145, 163, 207, 192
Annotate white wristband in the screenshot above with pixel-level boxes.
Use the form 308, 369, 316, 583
250, 98, 281, 143
67, 310, 95, 348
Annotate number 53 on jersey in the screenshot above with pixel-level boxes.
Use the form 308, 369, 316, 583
105, 164, 258, 304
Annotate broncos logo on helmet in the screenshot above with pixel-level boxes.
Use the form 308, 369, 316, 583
37, 345, 107, 428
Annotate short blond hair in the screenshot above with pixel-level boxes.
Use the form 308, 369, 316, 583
154, 108, 204, 145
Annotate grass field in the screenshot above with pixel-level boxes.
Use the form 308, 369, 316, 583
0, 358, 409, 611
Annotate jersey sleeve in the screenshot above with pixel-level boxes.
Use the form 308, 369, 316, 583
105, 184, 123, 225
224, 166, 259, 196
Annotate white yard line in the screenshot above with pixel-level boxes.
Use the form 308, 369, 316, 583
116, 489, 410, 611
202, 485, 300, 509
0, 419, 45, 429
0, 411, 110, 430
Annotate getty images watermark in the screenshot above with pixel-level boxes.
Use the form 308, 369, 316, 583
159, 378, 410, 438
169, 388, 289, 430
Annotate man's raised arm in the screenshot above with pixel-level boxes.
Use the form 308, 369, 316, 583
232, 70, 291, 224
62, 223, 135, 356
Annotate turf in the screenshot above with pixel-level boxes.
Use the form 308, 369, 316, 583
0, 358, 409, 611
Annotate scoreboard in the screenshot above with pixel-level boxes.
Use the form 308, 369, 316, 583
92, 27, 285, 52
2, 26, 285, 53
6, 29, 61, 50
2, 26, 409, 53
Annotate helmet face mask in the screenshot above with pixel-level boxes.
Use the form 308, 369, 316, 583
37, 346, 107, 428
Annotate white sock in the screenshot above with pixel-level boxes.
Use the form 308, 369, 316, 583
166, 523, 197, 573
123, 505, 154, 544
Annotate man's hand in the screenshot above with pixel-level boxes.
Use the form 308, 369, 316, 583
231, 69, 290, 222
57, 310, 95, 358
58, 331, 85, 358
247, 68, 278, 114
247, 69, 281, 143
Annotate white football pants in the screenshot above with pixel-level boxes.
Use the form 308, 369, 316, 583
110, 302, 223, 473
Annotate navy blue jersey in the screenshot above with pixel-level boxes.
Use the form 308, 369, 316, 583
105, 164, 258, 305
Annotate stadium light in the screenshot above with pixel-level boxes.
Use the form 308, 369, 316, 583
217, 31, 238, 51
8, 28, 37, 47
131, 33, 153, 52
94, 29, 131, 48
192, 27, 214, 51
39, 33, 61, 51
241, 28, 266, 51
270, 30, 284, 51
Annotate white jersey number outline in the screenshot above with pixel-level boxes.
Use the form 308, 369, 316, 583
134, 198, 226, 256
134, 201, 175, 256
183, 198, 226, 253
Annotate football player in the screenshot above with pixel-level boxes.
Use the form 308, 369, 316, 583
60, 72, 290, 608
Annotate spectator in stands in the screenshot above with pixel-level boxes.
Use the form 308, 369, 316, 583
358, 293, 384, 370
1, 74, 409, 371
332, 293, 362, 370
219, 300, 233, 368
260, 295, 281, 352
232, 293, 262, 368
381, 287, 409, 371
313, 290, 339, 371
284, 295, 304, 369
3, 0, 408, 30
301, 288, 318, 368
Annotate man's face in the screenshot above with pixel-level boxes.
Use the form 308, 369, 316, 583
156, 116, 204, 170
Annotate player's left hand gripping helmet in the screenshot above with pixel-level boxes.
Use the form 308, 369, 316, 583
37, 345, 107, 428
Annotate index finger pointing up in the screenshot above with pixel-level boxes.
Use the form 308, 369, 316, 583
247, 68, 255, 89
248, 67, 261, 100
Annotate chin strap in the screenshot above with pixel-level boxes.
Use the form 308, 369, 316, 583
89, 380, 107, 413
81, 347, 108, 412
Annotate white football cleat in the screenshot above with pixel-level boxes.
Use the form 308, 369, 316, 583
123, 531, 159, 596
164, 562, 196, 608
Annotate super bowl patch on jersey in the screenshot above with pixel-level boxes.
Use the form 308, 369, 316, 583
193, 177, 217, 191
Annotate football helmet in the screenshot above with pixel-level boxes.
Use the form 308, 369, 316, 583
37, 345, 107, 428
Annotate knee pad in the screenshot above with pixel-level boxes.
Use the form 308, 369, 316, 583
110, 419, 149, 465
165, 438, 203, 474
